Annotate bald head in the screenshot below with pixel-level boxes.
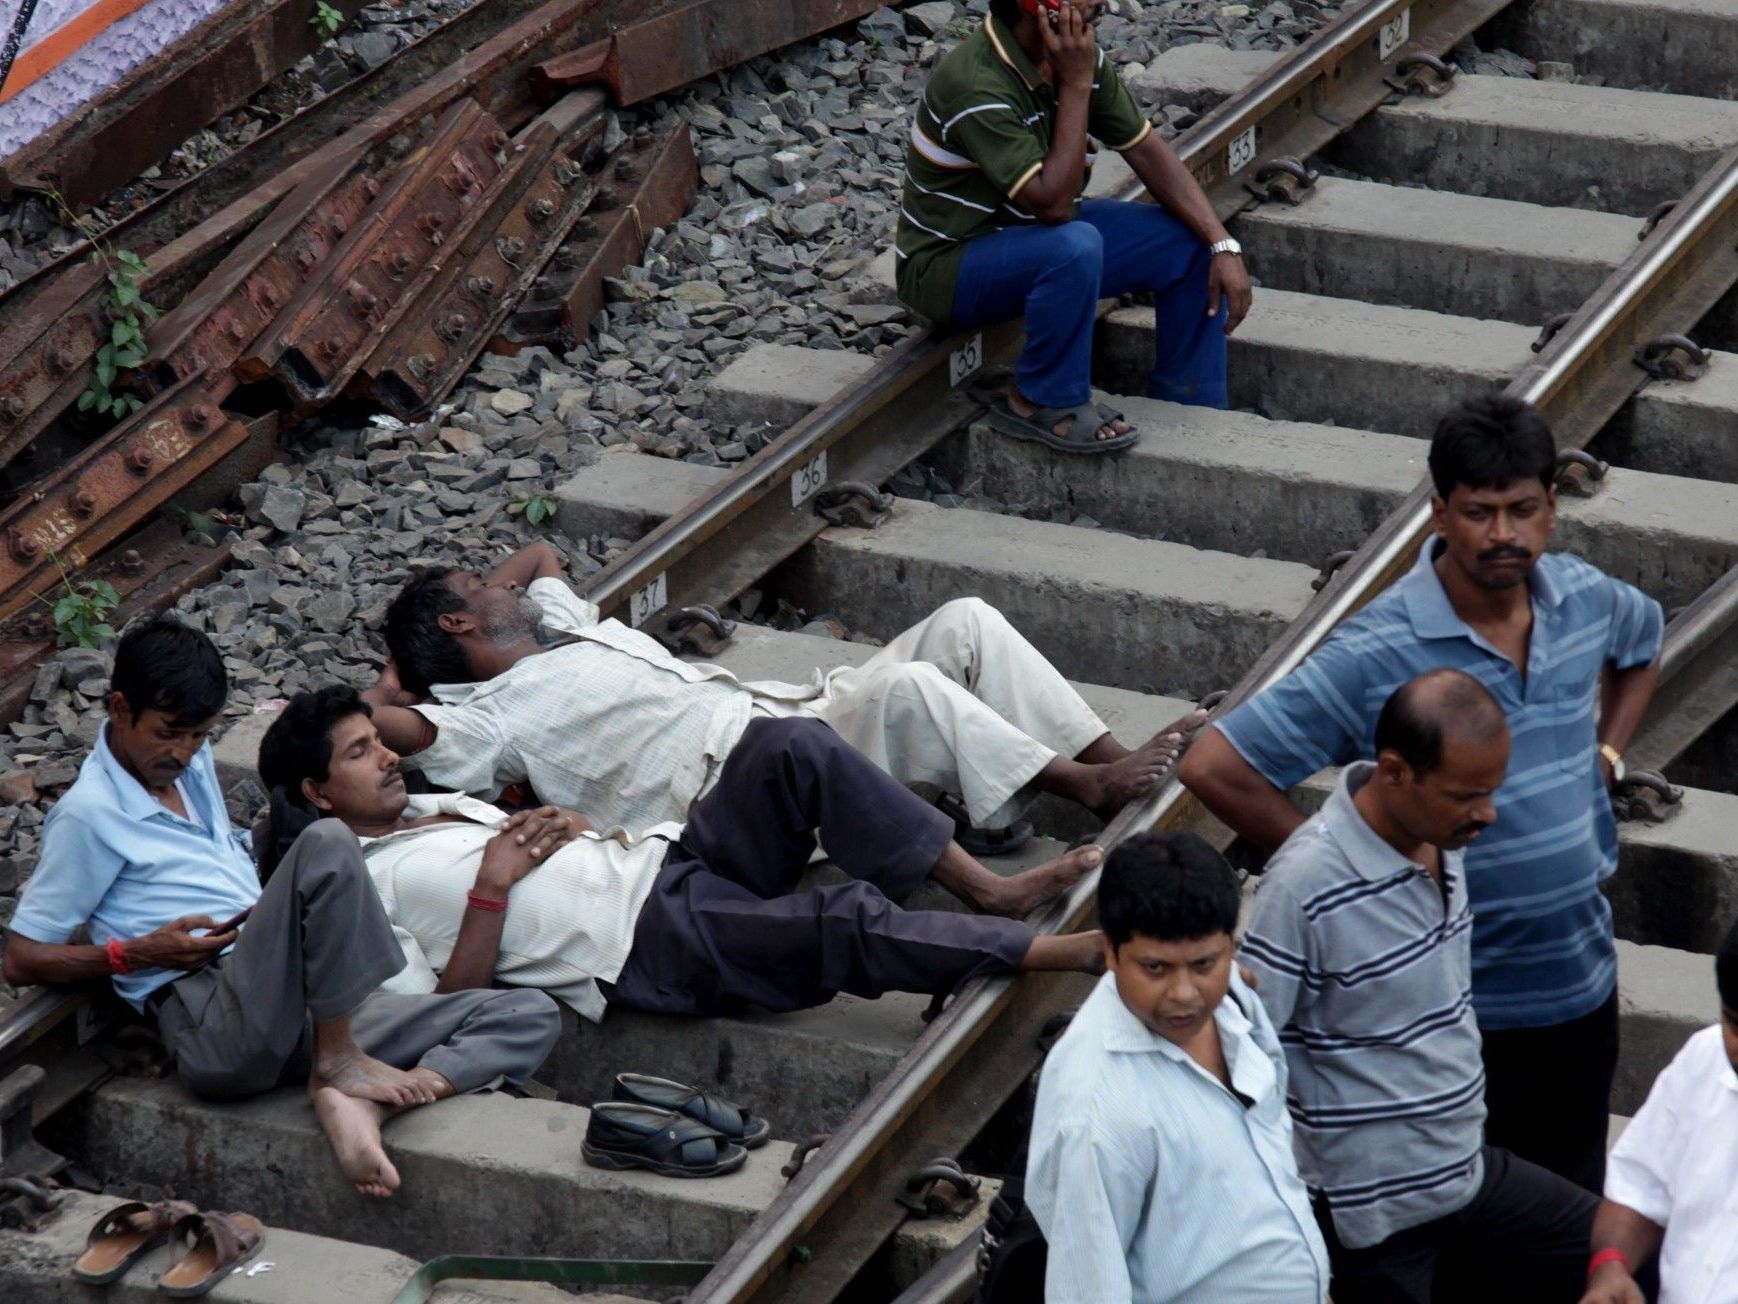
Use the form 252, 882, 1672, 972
1375, 669, 1508, 779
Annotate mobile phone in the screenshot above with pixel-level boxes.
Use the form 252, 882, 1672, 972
1021, 0, 1064, 12
206, 907, 253, 935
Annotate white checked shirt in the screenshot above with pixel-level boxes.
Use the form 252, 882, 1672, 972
359, 793, 679, 1022
1605, 1024, 1738, 1303
409, 578, 824, 830
1026, 970, 1330, 1304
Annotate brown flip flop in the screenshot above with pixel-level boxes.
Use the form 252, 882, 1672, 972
71, 1199, 197, 1284
157, 1210, 267, 1297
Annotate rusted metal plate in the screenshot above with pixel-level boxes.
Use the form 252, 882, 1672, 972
146, 148, 379, 401
529, 0, 882, 106
0, 0, 371, 211
0, 519, 232, 725
363, 95, 607, 417
492, 123, 698, 351
238, 100, 510, 405
0, 377, 247, 623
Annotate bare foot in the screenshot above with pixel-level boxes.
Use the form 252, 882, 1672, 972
981, 843, 1104, 918
314, 1050, 434, 1107
1022, 929, 1108, 974
1007, 386, 1130, 442
311, 1084, 401, 1198
1089, 711, 1209, 817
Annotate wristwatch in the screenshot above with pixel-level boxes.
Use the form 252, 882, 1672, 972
1598, 743, 1625, 784
1208, 237, 1243, 259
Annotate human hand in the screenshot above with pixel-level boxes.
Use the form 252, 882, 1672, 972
476, 806, 579, 896
1579, 1263, 1645, 1304
1208, 252, 1253, 334
127, 916, 238, 970
1038, 0, 1099, 92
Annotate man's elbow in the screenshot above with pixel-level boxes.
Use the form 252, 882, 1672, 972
1176, 743, 1216, 796
3, 943, 38, 988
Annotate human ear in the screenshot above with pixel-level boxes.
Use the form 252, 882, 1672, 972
300, 776, 333, 812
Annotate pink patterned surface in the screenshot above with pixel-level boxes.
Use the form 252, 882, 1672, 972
1, 0, 235, 162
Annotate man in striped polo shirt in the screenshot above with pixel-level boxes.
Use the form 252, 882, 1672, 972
1241, 670, 1604, 1302
894, 0, 1251, 453
1180, 394, 1663, 1193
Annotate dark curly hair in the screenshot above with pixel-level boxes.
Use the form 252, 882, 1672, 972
383, 567, 473, 697
1427, 393, 1556, 499
1097, 831, 1241, 948
256, 685, 373, 881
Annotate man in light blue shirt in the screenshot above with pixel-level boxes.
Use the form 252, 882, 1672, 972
5, 617, 559, 1201
1026, 830, 1329, 1303
1181, 394, 1662, 1192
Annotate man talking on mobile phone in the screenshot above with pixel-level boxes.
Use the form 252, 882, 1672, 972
894, 0, 1251, 454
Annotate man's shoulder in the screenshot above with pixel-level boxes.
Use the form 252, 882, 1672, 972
1258, 817, 1356, 900
1537, 550, 1625, 605
923, 26, 1023, 107
42, 752, 119, 831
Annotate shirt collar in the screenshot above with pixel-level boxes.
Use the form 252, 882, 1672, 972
93, 722, 191, 823
1323, 762, 1432, 882
1401, 537, 1563, 640
1099, 970, 1255, 1056
983, 15, 1041, 91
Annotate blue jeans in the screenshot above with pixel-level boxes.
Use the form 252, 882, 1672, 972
949, 198, 1228, 410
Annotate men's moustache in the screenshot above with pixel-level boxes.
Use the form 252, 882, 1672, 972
1477, 547, 1530, 563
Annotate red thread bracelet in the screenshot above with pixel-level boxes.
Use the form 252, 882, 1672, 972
466, 891, 509, 913
1587, 1248, 1631, 1280
106, 937, 133, 975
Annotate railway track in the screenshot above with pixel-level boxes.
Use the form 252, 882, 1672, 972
4, 0, 1738, 1298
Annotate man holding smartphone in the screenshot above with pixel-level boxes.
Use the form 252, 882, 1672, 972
3, 617, 560, 1200
895, 0, 1251, 453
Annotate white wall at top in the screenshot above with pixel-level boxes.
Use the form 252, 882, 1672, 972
1, 0, 236, 163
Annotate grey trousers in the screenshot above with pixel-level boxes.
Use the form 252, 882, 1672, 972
154, 819, 560, 1099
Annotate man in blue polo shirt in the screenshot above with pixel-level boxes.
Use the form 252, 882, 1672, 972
1179, 393, 1662, 1193
4, 617, 559, 1200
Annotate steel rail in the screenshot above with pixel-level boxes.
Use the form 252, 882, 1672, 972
659, 3, 1536, 1299
1627, 564, 1738, 775
585, 0, 1507, 632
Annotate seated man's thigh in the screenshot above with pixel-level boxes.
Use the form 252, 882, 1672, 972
1438, 1147, 1596, 1302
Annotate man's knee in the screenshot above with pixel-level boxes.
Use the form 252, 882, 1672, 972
743, 714, 845, 763
277, 818, 367, 884
1050, 220, 1103, 272
929, 595, 1006, 639
499, 989, 562, 1057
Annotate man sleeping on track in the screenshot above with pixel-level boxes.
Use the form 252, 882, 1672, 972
365, 540, 1204, 848
259, 686, 1108, 1025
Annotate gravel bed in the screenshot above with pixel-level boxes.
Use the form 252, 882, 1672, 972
0, 0, 1352, 936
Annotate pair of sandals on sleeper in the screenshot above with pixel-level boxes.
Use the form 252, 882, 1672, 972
74, 1199, 265, 1297
583, 1071, 772, 1179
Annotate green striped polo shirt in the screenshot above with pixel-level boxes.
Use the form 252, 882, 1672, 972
894, 15, 1153, 324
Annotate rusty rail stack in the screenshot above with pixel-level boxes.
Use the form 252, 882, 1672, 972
0, 0, 878, 715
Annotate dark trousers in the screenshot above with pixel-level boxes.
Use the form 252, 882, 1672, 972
607, 717, 1037, 1017
1481, 987, 1619, 1193
156, 819, 561, 1098
1316, 1146, 1604, 1303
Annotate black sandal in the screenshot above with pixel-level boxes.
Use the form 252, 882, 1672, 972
582, 1103, 747, 1178
935, 794, 1033, 858
988, 396, 1139, 454
610, 1073, 771, 1149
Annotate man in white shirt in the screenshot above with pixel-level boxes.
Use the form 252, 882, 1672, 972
1025, 830, 1330, 1304
258, 687, 1109, 1021
364, 541, 1201, 835
1580, 918, 1738, 1304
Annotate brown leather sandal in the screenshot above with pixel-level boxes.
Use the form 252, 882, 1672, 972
71, 1199, 197, 1284
157, 1210, 266, 1297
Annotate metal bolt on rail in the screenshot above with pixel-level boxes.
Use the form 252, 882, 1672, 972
1385, 52, 1457, 97
815, 482, 894, 529
1247, 157, 1319, 206
1553, 449, 1609, 498
1531, 312, 1575, 354
1634, 335, 1709, 381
